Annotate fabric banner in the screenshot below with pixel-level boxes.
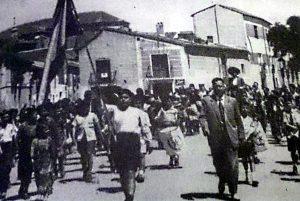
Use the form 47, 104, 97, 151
38, 0, 81, 104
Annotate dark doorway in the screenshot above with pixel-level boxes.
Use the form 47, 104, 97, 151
152, 82, 172, 98
96, 58, 111, 84
151, 54, 169, 78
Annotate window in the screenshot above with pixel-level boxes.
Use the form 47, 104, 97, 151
251, 53, 259, 64
254, 25, 258, 39
95, 58, 111, 84
151, 54, 169, 78
241, 64, 245, 73
264, 28, 268, 39
262, 54, 269, 65
207, 36, 213, 43
246, 24, 253, 37
258, 53, 262, 64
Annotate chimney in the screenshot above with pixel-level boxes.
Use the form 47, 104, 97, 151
11, 17, 18, 39
156, 22, 164, 36
11, 27, 19, 39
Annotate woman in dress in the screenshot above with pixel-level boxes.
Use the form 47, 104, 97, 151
31, 118, 54, 200
107, 89, 151, 201
155, 96, 185, 167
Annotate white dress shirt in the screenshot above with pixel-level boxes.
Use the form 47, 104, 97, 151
0, 123, 18, 143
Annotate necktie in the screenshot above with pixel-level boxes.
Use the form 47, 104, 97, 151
289, 113, 294, 125
219, 100, 225, 122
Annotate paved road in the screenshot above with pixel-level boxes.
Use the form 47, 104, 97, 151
5, 130, 300, 201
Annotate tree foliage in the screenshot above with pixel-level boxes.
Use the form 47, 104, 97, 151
267, 23, 289, 56
286, 16, 300, 60
267, 16, 300, 72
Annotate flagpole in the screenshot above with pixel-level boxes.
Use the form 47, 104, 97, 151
38, 0, 66, 105
37, 23, 60, 104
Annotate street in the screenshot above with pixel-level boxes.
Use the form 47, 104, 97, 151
5, 130, 300, 201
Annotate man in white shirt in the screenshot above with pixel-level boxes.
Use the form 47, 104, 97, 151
73, 99, 101, 183
0, 112, 18, 199
107, 88, 151, 201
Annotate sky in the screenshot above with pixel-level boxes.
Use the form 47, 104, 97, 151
0, 0, 299, 32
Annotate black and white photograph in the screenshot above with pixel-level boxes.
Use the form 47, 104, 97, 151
0, 0, 300, 200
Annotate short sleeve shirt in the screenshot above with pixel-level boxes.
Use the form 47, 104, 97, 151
155, 107, 178, 125
73, 112, 99, 141
107, 105, 150, 134
0, 123, 18, 143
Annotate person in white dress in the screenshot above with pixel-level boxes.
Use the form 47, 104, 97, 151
155, 97, 185, 168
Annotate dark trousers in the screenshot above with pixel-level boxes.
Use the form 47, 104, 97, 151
113, 133, 141, 171
270, 121, 282, 142
291, 151, 299, 164
139, 154, 146, 172
186, 119, 200, 135
0, 165, 11, 194
78, 140, 95, 180
113, 133, 141, 201
19, 181, 30, 196
120, 169, 136, 201
0, 142, 13, 194
18, 160, 32, 195
211, 146, 239, 195
287, 135, 300, 165
52, 154, 65, 177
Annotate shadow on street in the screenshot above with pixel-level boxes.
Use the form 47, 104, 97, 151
270, 170, 295, 176
5, 191, 38, 201
180, 192, 240, 201
97, 187, 123, 194
93, 170, 112, 174
280, 178, 300, 182
148, 164, 183, 170
59, 177, 84, 183
204, 171, 217, 176
275, 161, 296, 165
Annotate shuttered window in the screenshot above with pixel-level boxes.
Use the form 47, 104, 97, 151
95, 58, 111, 84
246, 24, 255, 37
254, 25, 259, 39
151, 54, 169, 78
246, 24, 265, 39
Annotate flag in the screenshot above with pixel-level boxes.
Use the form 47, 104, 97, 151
38, 0, 82, 104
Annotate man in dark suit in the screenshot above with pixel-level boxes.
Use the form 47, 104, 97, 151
200, 77, 245, 199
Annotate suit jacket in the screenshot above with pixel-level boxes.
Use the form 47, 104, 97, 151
200, 94, 245, 150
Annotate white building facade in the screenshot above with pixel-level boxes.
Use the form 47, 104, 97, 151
191, 4, 282, 89
75, 28, 248, 98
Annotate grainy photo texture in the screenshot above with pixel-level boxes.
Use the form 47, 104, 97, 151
0, 0, 300, 200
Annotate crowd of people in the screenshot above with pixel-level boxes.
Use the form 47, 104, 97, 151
0, 68, 300, 201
